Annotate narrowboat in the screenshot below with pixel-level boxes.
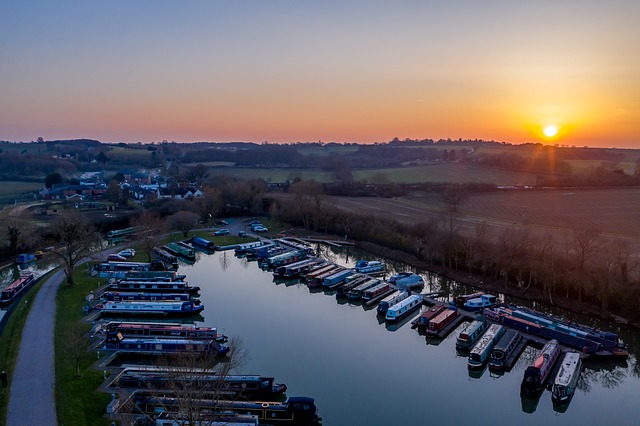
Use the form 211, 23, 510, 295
307, 266, 341, 288
133, 394, 321, 425
117, 369, 286, 397
273, 258, 324, 278
164, 242, 196, 261
256, 245, 291, 262
261, 249, 307, 269
362, 281, 392, 301
426, 307, 460, 336
105, 332, 228, 355
107, 227, 140, 238
521, 339, 561, 396
335, 275, 369, 297
468, 324, 505, 369
455, 315, 488, 350
464, 294, 497, 311
303, 263, 337, 280
236, 241, 270, 256
552, 351, 582, 403
91, 260, 165, 279
0, 272, 35, 305
377, 290, 409, 315
105, 321, 227, 341
385, 294, 423, 321
346, 278, 380, 299
124, 270, 185, 281
388, 272, 424, 289
108, 280, 200, 294
15, 253, 36, 264
152, 247, 179, 269
191, 236, 216, 251
155, 412, 259, 426
451, 291, 483, 308
97, 300, 204, 317
488, 329, 522, 370
411, 304, 446, 329
484, 305, 628, 359
102, 292, 193, 302
275, 238, 315, 255
322, 268, 353, 288
354, 260, 385, 274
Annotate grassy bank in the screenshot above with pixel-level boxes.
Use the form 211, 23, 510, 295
55, 268, 111, 426
0, 272, 53, 426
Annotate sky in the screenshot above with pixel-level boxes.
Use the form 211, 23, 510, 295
1, 1, 639, 148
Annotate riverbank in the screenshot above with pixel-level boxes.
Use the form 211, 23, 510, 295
354, 240, 639, 328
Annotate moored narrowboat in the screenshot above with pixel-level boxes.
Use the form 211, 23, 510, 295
377, 290, 409, 315
105, 321, 227, 341
455, 315, 488, 350
97, 300, 204, 317
488, 329, 522, 370
354, 260, 385, 274
411, 304, 446, 329
108, 280, 200, 294
521, 339, 561, 396
0, 272, 35, 305
362, 281, 391, 301
463, 294, 497, 311
105, 332, 228, 355
426, 307, 460, 336
388, 272, 424, 290
468, 324, 505, 369
552, 351, 582, 404
346, 278, 379, 299
385, 294, 423, 321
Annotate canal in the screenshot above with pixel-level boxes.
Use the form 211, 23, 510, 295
176, 244, 640, 426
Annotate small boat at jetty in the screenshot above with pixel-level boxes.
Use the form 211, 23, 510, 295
488, 329, 522, 370
464, 294, 497, 311
521, 339, 560, 396
153, 247, 179, 268
105, 332, 228, 355
388, 272, 424, 289
104, 321, 227, 341
307, 266, 341, 288
0, 272, 35, 305
377, 290, 409, 315
97, 300, 204, 317
385, 294, 423, 321
362, 281, 391, 301
323, 268, 353, 288
235, 241, 270, 255
191, 236, 216, 251
354, 260, 385, 274
92, 261, 165, 278
426, 307, 460, 336
273, 258, 324, 278
262, 249, 308, 269
468, 324, 505, 369
123, 270, 185, 281
346, 278, 379, 299
451, 291, 483, 308
455, 315, 488, 350
552, 351, 583, 404
164, 242, 196, 261
412, 304, 446, 329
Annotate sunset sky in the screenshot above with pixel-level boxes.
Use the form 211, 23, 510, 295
1, 1, 639, 148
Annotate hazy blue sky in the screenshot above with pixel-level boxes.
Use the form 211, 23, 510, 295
1, 1, 639, 147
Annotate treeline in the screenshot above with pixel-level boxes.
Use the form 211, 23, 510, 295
0, 152, 77, 177
268, 188, 640, 319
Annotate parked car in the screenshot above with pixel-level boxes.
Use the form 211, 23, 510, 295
108, 254, 127, 262
118, 248, 136, 258
238, 231, 248, 238
249, 220, 262, 226
253, 226, 268, 233
215, 220, 229, 225
214, 229, 230, 236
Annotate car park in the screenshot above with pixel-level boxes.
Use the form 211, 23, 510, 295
118, 248, 136, 258
214, 229, 230, 236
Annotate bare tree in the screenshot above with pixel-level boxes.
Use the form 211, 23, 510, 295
132, 211, 166, 262
168, 211, 200, 237
439, 186, 468, 213
65, 324, 91, 376
50, 210, 101, 286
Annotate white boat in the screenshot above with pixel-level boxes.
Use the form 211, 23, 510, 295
464, 294, 497, 311
354, 260, 385, 274
385, 294, 422, 321
552, 352, 582, 403
377, 290, 409, 314
389, 272, 424, 289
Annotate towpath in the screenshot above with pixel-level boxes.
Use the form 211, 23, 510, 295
6, 269, 64, 426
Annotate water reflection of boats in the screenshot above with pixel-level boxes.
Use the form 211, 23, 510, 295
468, 364, 487, 380
520, 393, 542, 414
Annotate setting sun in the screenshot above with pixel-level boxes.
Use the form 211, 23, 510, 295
543, 125, 558, 138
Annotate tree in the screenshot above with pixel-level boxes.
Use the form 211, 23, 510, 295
439, 186, 468, 213
50, 210, 100, 286
168, 211, 200, 237
45, 173, 63, 189
96, 151, 110, 164
7, 223, 20, 254
132, 211, 166, 262
65, 324, 90, 376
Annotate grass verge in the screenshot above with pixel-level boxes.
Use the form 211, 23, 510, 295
55, 268, 111, 426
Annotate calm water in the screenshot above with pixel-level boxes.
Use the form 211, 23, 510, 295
158, 245, 639, 425
0, 258, 57, 323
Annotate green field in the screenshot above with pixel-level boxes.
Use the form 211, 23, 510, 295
0, 181, 42, 207
207, 167, 336, 183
